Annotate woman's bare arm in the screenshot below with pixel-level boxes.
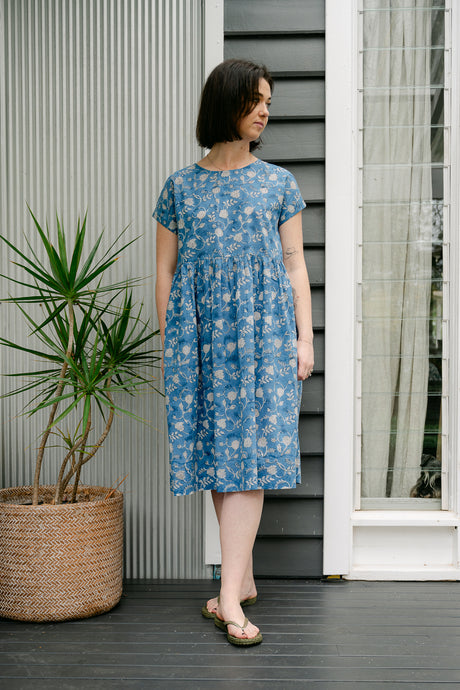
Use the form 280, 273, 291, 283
155, 222, 178, 371
279, 211, 314, 380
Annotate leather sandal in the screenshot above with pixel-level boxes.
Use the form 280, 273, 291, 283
201, 594, 257, 619
214, 614, 263, 646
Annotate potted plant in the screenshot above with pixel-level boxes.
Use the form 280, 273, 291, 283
0, 208, 160, 622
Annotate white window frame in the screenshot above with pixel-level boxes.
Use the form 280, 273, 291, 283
324, 0, 460, 578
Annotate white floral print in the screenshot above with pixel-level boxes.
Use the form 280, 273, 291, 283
153, 159, 305, 496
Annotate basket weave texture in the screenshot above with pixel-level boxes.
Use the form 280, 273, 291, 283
0, 485, 123, 622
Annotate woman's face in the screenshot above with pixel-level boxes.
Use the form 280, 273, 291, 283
237, 78, 271, 143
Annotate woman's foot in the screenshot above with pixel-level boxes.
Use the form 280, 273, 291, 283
215, 599, 260, 642
204, 595, 219, 616
240, 578, 258, 604
204, 582, 257, 616
216, 615, 263, 646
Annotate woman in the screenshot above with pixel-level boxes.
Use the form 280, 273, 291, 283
154, 59, 314, 646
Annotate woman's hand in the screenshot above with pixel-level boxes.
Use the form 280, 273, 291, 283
297, 340, 314, 381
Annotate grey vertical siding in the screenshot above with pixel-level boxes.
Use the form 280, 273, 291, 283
225, 0, 325, 577
0, 0, 207, 579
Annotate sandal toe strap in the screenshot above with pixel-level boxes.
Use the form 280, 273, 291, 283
223, 616, 249, 632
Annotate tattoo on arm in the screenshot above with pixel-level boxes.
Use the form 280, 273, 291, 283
283, 246, 299, 262
292, 286, 300, 312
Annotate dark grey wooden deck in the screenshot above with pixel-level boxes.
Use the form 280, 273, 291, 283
1, 578, 460, 688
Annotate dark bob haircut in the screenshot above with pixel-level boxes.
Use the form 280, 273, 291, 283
196, 59, 273, 152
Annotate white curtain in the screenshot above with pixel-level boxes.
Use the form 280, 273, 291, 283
361, 0, 433, 497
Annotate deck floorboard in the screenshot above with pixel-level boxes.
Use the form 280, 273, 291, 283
1, 579, 459, 688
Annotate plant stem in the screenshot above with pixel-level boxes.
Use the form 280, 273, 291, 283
68, 404, 91, 502
32, 301, 75, 505
54, 406, 91, 504
52, 438, 85, 504
61, 382, 115, 499
71, 465, 82, 503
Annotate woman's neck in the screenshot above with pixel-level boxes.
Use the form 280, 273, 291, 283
201, 142, 255, 171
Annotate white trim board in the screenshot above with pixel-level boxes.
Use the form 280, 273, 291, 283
323, 0, 358, 575
350, 523, 460, 579
450, 2, 460, 519
202, 0, 224, 567
346, 567, 460, 582
351, 510, 460, 527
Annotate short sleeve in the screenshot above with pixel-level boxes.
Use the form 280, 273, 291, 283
152, 176, 178, 234
279, 171, 306, 226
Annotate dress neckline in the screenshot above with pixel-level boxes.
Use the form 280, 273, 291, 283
194, 159, 260, 174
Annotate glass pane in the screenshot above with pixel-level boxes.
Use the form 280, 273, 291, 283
363, 128, 444, 164
362, 166, 441, 204
362, 201, 443, 242
363, 89, 445, 127
361, 280, 438, 318
362, 8, 445, 51
363, 1, 445, 11
363, 49, 444, 89
359, 2, 445, 506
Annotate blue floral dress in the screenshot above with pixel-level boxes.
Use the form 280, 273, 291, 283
153, 158, 305, 496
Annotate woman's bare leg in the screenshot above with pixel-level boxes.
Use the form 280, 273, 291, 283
216, 489, 264, 640
205, 489, 258, 615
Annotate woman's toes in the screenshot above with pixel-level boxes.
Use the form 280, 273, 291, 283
228, 619, 260, 640
206, 596, 218, 614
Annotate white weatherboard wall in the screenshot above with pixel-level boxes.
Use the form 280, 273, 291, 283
0, 0, 209, 578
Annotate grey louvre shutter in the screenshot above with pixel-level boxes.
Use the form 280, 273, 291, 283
224, 0, 325, 577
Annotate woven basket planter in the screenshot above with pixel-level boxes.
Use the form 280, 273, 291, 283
0, 485, 123, 622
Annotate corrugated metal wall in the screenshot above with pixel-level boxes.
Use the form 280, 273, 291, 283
0, 0, 208, 579
225, 0, 325, 577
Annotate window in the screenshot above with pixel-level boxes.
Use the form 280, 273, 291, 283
357, 0, 448, 509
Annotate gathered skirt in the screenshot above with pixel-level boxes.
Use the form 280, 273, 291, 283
163, 250, 302, 496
